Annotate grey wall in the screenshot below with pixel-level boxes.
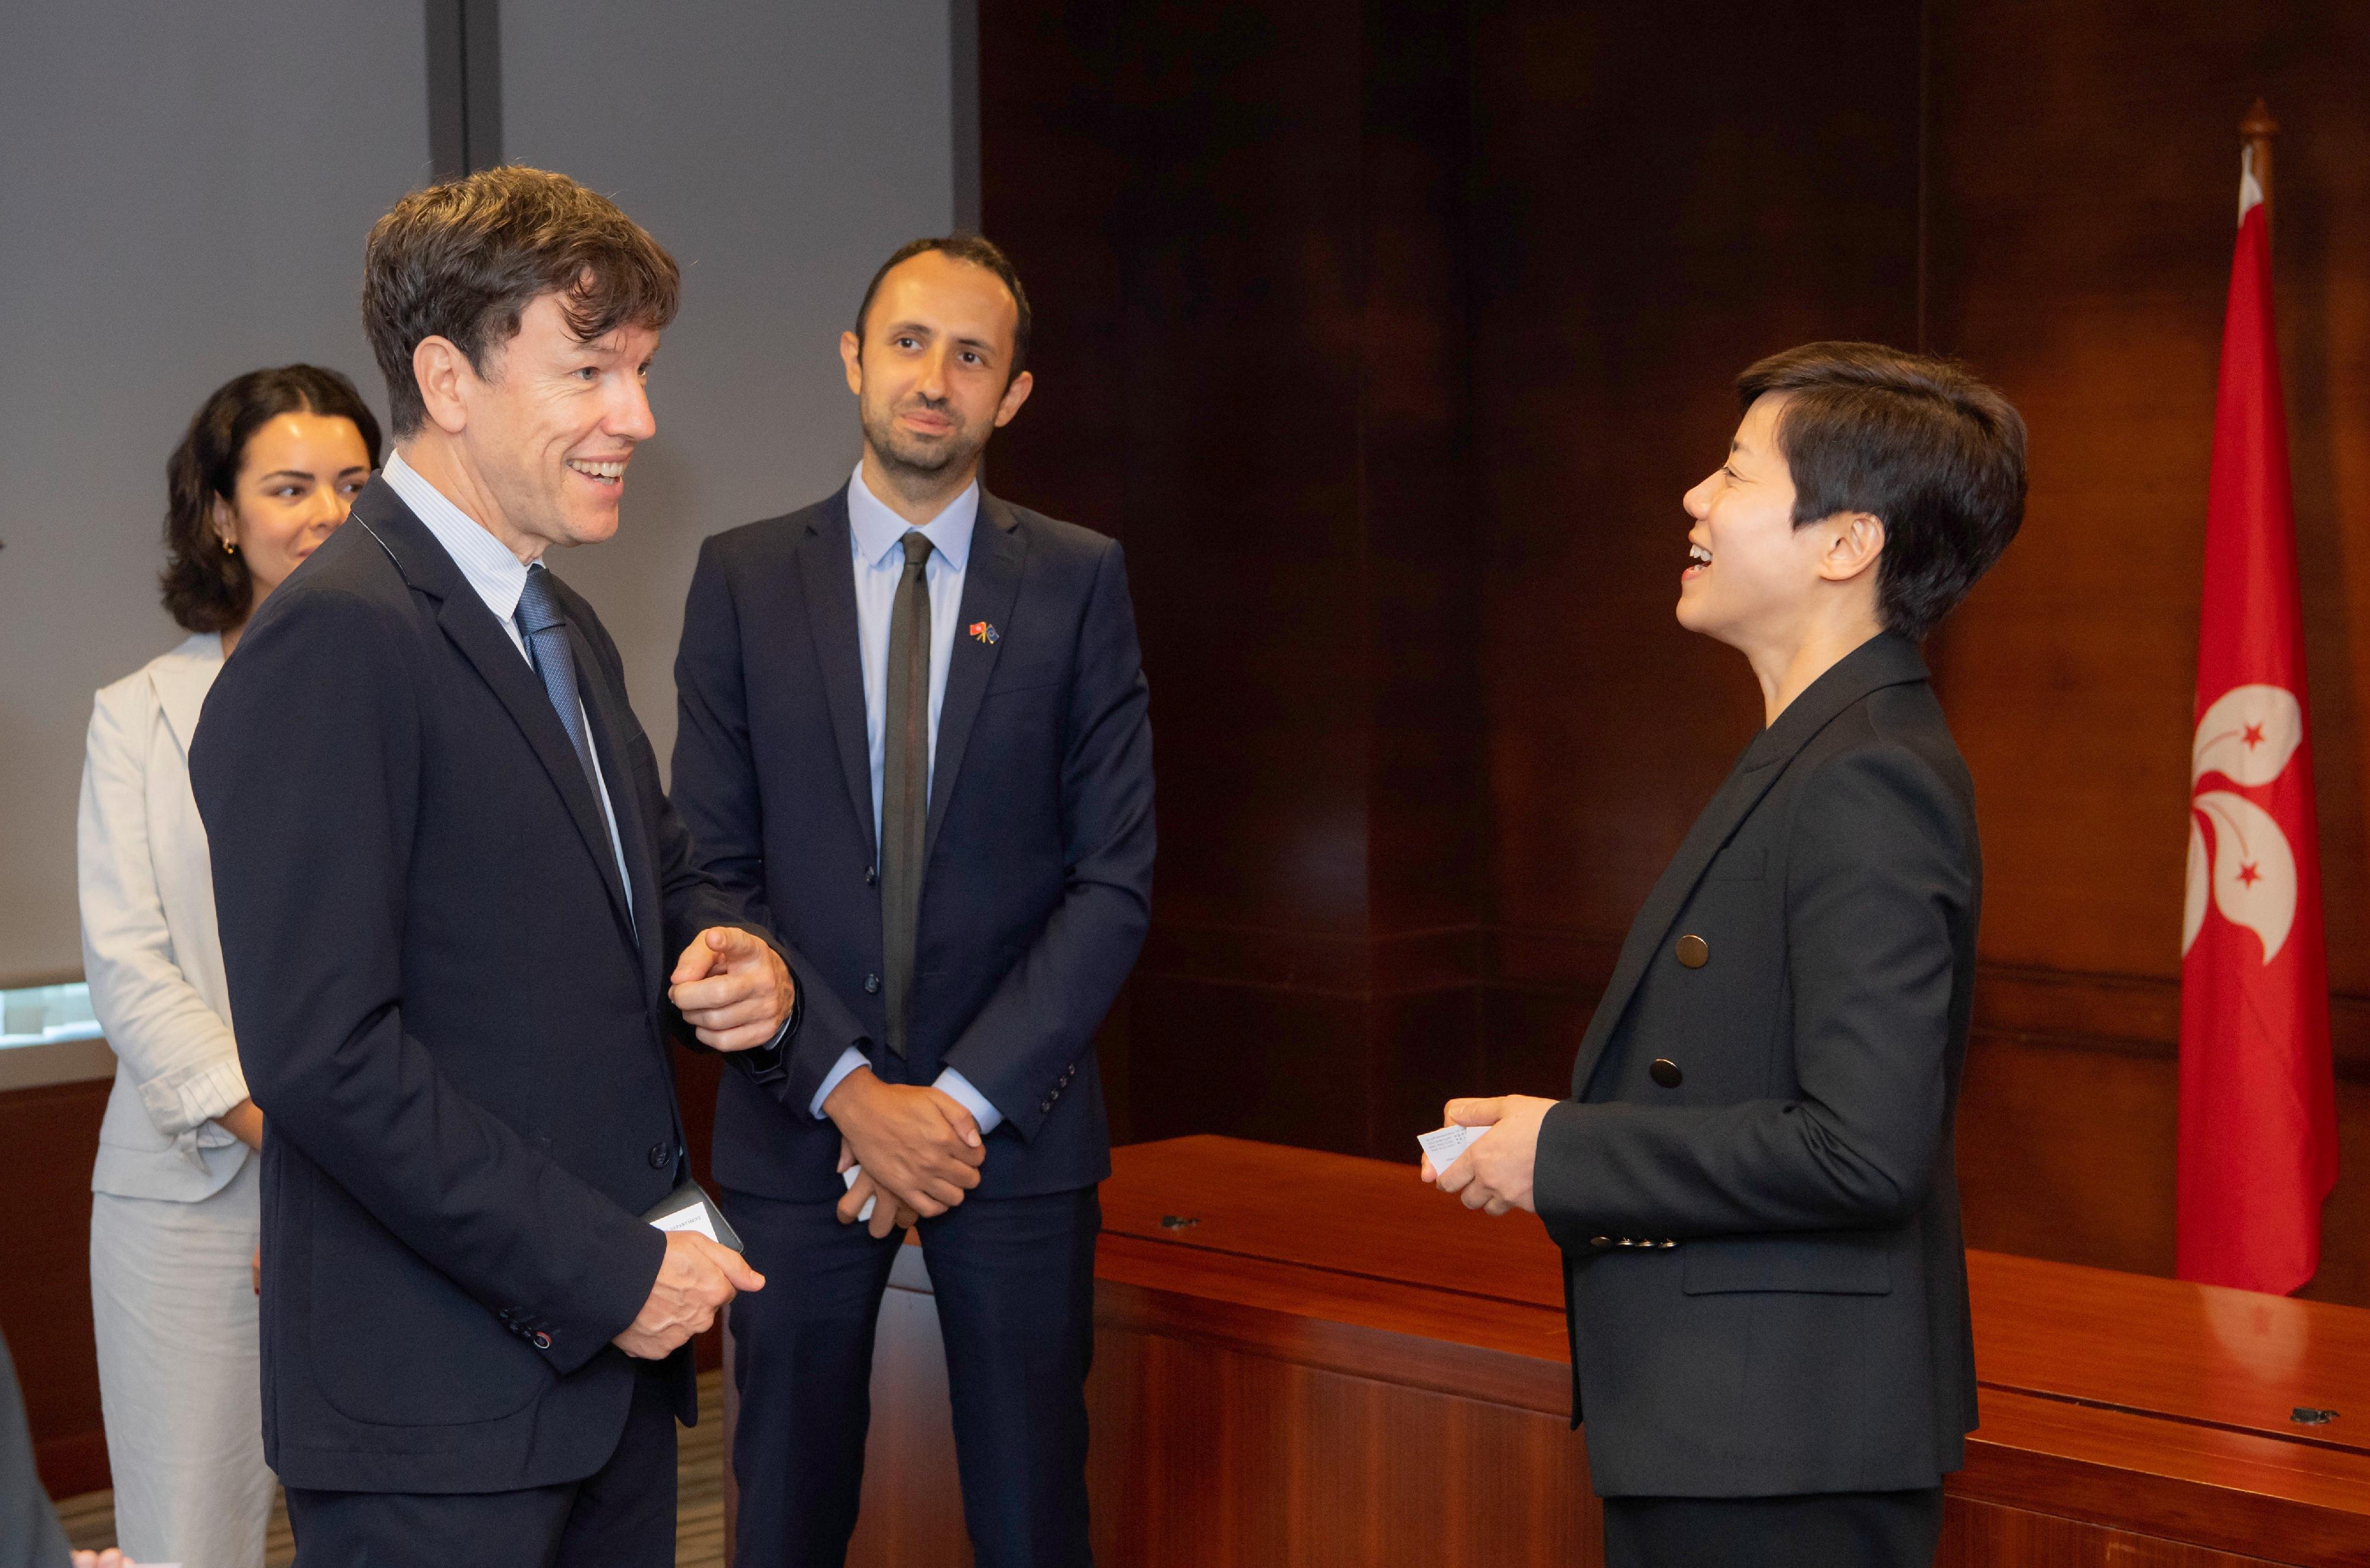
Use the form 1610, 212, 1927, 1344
0, 2, 431, 984
0, 1, 966, 985
499, 0, 962, 780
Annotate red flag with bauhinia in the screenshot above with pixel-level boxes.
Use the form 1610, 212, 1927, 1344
2178, 128, 2338, 1296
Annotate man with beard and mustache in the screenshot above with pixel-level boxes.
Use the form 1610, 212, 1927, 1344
671, 236, 1154, 1566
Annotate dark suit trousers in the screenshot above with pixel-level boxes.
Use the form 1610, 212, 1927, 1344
1602, 1486, 1945, 1568
722, 1182, 1100, 1568
283, 1359, 678, 1568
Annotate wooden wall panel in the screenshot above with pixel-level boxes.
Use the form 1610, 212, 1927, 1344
1923, 0, 2370, 1305
976, 0, 2370, 1305
1939, 1500, 2282, 1568
980, 0, 1373, 946
1471, 1, 1927, 949
979, 0, 1486, 1160
0, 1079, 111, 1496
1925, 0, 2370, 992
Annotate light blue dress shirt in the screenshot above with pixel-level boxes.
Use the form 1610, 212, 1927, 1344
381, 453, 633, 920
809, 464, 1003, 1134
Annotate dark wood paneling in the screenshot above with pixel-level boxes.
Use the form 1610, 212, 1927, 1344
981, 0, 1488, 1161
1924, 1, 2370, 995
1471, 0, 1926, 948
0, 1078, 110, 1497
978, 0, 2370, 1311
814, 1137, 2370, 1564
981, 0, 1373, 948
1940, 1499, 2282, 1567
1916, 0, 2370, 1309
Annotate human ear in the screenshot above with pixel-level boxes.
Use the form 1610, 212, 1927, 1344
210, 492, 239, 551
412, 335, 473, 436
1820, 512, 1885, 583
840, 331, 864, 397
993, 368, 1035, 428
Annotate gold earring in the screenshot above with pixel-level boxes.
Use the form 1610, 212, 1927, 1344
222, 537, 236, 555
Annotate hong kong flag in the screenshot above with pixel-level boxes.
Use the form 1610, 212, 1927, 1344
2177, 132, 2338, 1296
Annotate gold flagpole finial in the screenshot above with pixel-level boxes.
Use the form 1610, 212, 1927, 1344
2241, 99, 2278, 229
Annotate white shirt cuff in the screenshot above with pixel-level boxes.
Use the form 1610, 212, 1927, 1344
811, 1046, 870, 1120
932, 1067, 1004, 1136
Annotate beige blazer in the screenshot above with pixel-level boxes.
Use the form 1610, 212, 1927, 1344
79, 633, 252, 1201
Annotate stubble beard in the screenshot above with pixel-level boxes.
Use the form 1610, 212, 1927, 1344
861, 394, 990, 495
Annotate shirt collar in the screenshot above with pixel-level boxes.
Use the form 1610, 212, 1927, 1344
846, 461, 979, 573
382, 450, 535, 626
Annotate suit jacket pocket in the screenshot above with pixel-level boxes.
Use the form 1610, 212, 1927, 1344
1680, 1230, 1892, 1296
309, 1182, 546, 1427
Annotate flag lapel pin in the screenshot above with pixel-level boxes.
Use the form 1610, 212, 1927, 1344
969, 621, 1000, 645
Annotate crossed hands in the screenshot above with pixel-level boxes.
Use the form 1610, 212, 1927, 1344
1419, 1095, 1559, 1216
825, 1067, 985, 1237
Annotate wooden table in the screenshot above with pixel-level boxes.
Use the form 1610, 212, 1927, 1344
728, 1136, 2370, 1566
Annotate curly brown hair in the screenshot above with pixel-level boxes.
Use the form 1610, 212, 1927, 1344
161, 365, 383, 634
363, 166, 681, 440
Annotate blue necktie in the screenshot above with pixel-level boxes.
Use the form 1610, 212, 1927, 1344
515, 565, 601, 798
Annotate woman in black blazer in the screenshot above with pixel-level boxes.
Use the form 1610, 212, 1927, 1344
1429, 342, 2026, 1568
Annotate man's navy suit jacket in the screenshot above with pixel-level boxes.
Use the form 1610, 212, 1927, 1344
191, 480, 795, 1495
1534, 634, 1982, 1499
671, 484, 1154, 1202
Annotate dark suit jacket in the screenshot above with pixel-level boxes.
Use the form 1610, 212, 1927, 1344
191, 479, 784, 1495
1533, 633, 1981, 1499
671, 485, 1154, 1201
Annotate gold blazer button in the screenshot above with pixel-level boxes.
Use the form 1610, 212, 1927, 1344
1675, 933, 1709, 968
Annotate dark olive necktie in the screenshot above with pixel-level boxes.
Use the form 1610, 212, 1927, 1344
880, 531, 934, 1057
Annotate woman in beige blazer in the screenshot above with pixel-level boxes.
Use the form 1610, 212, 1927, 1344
79, 365, 379, 1568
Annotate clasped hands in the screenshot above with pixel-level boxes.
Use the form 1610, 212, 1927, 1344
825, 1066, 985, 1239
611, 927, 795, 1358
1419, 1094, 1559, 1216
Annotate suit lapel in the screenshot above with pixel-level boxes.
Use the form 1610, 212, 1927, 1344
149, 636, 222, 761
571, 620, 662, 996
437, 592, 636, 946
1566, 634, 1935, 1097
347, 481, 636, 950
798, 489, 880, 861
924, 492, 1026, 866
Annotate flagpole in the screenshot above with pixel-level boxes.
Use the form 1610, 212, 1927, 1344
2243, 98, 2277, 236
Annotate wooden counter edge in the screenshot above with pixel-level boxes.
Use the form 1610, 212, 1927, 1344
1962, 1390, 2370, 1567
1062, 1238, 2370, 1563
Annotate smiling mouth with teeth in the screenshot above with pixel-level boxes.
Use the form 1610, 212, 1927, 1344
1689, 544, 1712, 565
568, 458, 629, 485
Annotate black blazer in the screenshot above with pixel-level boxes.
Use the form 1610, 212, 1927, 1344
1533, 633, 1981, 1499
671, 485, 1154, 1201
191, 480, 780, 1494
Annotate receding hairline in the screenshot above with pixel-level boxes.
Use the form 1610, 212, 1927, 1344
856, 249, 1023, 347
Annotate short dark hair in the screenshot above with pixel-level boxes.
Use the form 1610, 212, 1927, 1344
853, 235, 1032, 379
363, 165, 681, 440
161, 365, 383, 634
1738, 342, 2027, 642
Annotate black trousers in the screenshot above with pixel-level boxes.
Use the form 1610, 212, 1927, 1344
722, 1182, 1100, 1568
283, 1359, 678, 1568
1602, 1486, 1945, 1568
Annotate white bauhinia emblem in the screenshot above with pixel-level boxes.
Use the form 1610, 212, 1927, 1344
2183, 684, 2304, 963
